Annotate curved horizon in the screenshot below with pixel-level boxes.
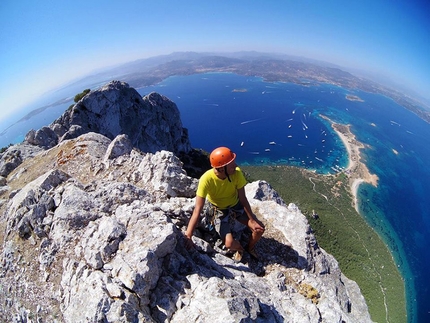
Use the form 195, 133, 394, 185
1, 0, 429, 122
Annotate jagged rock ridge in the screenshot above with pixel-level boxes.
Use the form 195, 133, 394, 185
0, 81, 371, 322
24, 80, 191, 154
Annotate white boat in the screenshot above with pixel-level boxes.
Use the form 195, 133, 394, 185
269, 141, 276, 145
265, 149, 271, 152
241, 141, 244, 147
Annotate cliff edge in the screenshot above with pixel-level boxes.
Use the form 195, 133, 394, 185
0, 81, 371, 322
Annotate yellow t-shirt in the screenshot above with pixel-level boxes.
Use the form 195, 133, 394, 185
196, 167, 247, 209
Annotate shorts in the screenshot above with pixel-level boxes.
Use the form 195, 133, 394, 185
206, 201, 248, 241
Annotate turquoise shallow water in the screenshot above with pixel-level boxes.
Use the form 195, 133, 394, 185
142, 73, 430, 323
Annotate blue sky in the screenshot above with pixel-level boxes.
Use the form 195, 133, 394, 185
1, 0, 429, 122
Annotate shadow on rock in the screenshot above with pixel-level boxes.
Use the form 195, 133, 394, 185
150, 232, 285, 322
254, 236, 306, 269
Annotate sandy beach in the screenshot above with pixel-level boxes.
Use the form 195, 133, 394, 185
321, 115, 379, 211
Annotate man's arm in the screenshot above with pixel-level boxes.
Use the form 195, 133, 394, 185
237, 187, 265, 232
185, 195, 206, 240
237, 187, 256, 219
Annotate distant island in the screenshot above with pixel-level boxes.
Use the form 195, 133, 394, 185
345, 94, 364, 102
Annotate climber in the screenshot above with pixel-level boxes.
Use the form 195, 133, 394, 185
185, 146, 265, 262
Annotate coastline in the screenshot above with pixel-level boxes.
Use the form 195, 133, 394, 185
320, 115, 379, 211
321, 114, 410, 323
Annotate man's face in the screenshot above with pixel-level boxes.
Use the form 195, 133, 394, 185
225, 160, 237, 174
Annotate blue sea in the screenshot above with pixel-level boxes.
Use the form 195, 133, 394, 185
1, 72, 429, 322
141, 73, 430, 323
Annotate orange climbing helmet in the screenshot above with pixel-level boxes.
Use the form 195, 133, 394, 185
210, 147, 236, 168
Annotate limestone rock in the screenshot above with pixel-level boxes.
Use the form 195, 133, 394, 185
25, 126, 58, 149
0, 143, 43, 177
1, 81, 193, 185
104, 133, 133, 161
29, 80, 191, 155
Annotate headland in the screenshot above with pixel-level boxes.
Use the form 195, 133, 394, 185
320, 115, 378, 211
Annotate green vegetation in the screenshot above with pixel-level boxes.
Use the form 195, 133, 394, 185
73, 89, 91, 103
242, 165, 406, 323
0, 144, 12, 154
68, 88, 91, 109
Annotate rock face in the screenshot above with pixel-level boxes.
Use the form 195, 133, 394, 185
24, 80, 191, 154
0, 82, 371, 322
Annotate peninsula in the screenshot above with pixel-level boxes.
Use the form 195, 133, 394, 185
320, 115, 379, 211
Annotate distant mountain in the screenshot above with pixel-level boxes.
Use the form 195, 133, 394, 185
27, 52, 430, 125
80, 52, 427, 123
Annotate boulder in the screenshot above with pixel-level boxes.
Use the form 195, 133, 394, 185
25, 126, 58, 149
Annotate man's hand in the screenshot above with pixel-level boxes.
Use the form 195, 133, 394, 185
183, 233, 195, 249
249, 218, 265, 233
184, 196, 205, 250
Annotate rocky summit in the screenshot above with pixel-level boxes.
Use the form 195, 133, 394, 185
0, 81, 371, 322
24, 80, 191, 154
